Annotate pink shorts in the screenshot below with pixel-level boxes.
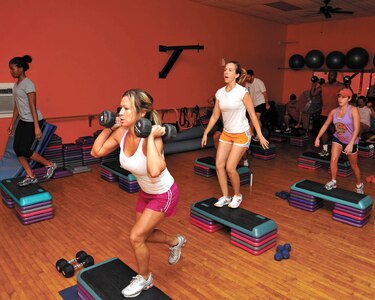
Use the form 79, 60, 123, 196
136, 182, 179, 217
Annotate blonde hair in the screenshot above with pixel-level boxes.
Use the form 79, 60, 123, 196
122, 89, 161, 125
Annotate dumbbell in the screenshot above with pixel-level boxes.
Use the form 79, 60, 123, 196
134, 118, 177, 142
61, 255, 95, 278
99, 110, 117, 128
56, 250, 88, 273
343, 75, 352, 86
319, 78, 325, 84
311, 76, 319, 83
274, 243, 292, 261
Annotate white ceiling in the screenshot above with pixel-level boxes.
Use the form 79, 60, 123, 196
188, 0, 375, 24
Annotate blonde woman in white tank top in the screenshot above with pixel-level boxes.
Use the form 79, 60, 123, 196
92, 89, 186, 298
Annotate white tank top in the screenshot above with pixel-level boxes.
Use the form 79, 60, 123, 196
119, 130, 174, 194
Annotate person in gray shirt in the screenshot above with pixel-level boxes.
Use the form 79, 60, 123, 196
7, 55, 56, 186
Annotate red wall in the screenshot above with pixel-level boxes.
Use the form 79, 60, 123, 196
0, 0, 286, 157
282, 16, 375, 102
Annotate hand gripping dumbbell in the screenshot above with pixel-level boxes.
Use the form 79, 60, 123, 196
99, 110, 117, 128
61, 255, 94, 278
134, 118, 177, 142
55, 250, 88, 273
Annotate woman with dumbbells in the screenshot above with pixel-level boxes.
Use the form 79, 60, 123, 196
91, 89, 186, 298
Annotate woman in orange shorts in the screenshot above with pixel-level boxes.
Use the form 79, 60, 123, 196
202, 61, 269, 208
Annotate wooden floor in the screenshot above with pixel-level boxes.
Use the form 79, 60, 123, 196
1, 140, 375, 300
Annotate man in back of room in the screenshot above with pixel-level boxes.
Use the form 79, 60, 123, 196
245, 69, 269, 141
310, 71, 344, 156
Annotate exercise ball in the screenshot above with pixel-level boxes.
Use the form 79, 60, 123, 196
288, 54, 305, 70
345, 47, 369, 69
326, 51, 345, 69
305, 50, 325, 69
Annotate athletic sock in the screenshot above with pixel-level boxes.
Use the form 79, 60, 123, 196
323, 144, 328, 151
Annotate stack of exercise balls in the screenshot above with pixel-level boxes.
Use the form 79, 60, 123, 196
288, 47, 371, 70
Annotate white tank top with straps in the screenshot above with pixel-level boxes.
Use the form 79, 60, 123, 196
119, 129, 174, 194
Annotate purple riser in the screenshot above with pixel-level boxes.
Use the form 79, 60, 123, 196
17, 203, 53, 213
289, 201, 322, 212
190, 214, 217, 225
191, 210, 215, 222
231, 229, 278, 243
190, 218, 224, 232
100, 175, 118, 183
289, 199, 322, 209
289, 196, 321, 205
332, 215, 370, 227
333, 207, 371, 218
290, 190, 316, 199
231, 231, 278, 246
332, 213, 370, 225
334, 203, 372, 214
16, 213, 54, 225
77, 284, 94, 300
2, 198, 14, 208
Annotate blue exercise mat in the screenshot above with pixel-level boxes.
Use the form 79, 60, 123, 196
0, 120, 56, 180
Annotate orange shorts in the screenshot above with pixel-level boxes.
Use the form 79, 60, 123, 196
219, 130, 251, 148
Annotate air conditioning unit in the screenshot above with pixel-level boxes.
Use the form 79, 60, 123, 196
0, 83, 15, 118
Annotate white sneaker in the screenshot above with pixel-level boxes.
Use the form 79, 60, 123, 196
214, 196, 231, 207
228, 194, 243, 208
168, 234, 186, 265
325, 180, 337, 190
356, 183, 364, 194
122, 273, 153, 298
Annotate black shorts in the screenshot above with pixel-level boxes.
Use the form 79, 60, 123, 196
254, 103, 266, 114
331, 136, 358, 154
14, 119, 44, 158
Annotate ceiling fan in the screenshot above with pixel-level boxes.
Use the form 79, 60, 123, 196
319, 0, 354, 19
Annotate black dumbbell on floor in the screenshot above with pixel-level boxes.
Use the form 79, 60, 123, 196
61, 255, 95, 278
134, 118, 177, 142
56, 250, 88, 273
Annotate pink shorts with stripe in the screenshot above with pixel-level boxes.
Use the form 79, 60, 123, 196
136, 182, 179, 217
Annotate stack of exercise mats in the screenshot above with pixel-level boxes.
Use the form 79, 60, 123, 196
77, 257, 171, 299
194, 156, 252, 186
63, 143, 91, 174
289, 179, 373, 227
298, 151, 352, 177
44, 134, 64, 168
100, 161, 139, 193
250, 142, 276, 160
358, 142, 374, 158
0, 177, 54, 225
190, 198, 278, 255
76, 136, 101, 166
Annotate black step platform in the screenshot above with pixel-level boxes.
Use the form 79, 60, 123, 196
191, 198, 277, 255
289, 179, 373, 227
77, 258, 171, 299
191, 198, 277, 237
